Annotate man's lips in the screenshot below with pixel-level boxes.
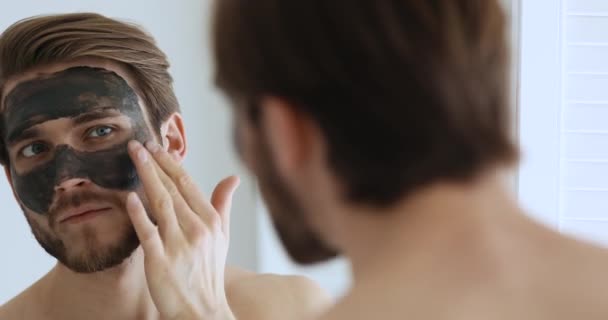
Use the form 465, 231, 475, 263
58, 205, 112, 223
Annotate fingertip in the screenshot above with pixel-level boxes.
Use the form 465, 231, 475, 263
126, 192, 143, 211
128, 140, 142, 152
127, 140, 149, 164
225, 175, 240, 187
216, 176, 240, 197
231, 176, 241, 193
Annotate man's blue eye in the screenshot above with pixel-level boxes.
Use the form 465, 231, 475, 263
21, 143, 48, 158
89, 126, 113, 138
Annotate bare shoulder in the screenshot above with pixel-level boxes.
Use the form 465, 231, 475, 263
225, 266, 332, 320
554, 235, 608, 291
0, 288, 37, 320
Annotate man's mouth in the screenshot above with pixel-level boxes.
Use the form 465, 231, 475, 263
58, 205, 112, 224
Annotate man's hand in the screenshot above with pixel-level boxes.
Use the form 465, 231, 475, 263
126, 140, 239, 320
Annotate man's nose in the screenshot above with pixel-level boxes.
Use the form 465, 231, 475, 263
54, 178, 90, 193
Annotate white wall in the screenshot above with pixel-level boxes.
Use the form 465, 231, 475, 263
517, 0, 563, 226
0, 0, 259, 304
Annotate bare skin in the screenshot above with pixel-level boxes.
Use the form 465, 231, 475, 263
235, 96, 608, 320
0, 59, 330, 320
315, 172, 608, 320
0, 261, 327, 320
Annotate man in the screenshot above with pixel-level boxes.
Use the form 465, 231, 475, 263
210, 0, 608, 319
0, 13, 329, 320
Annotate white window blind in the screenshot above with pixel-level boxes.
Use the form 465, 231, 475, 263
520, 0, 608, 245
560, 0, 608, 244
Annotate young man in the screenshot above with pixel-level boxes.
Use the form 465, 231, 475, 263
209, 0, 608, 319
0, 13, 328, 320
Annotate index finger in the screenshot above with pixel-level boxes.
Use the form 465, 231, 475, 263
127, 140, 180, 238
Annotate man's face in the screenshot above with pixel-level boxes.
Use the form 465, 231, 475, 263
234, 107, 338, 264
2, 66, 153, 273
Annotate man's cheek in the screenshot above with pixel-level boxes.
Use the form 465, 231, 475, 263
84, 144, 140, 190
11, 159, 57, 215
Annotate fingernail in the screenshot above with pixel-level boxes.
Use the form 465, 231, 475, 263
145, 141, 161, 153
138, 148, 148, 163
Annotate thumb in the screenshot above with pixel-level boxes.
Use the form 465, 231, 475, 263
211, 175, 240, 235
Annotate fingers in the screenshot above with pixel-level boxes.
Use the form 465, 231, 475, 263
126, 192, 163, 257
129, 139, 237, 243
128, 141, 180, 238
148, 154, 205, 238
210, 176, 240, 236
143, 141, 218, 226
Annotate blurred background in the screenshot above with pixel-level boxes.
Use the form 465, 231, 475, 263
2, 0, 608, 305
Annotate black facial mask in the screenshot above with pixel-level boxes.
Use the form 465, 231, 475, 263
2, 67, 152, 214
13, 144, 138, 214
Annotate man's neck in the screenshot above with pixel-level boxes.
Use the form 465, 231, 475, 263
338, 169, 540, 284
38, 247, 160, 320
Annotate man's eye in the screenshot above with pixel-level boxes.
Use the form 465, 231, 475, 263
88, 126, 114, 138
21, 142, 48, 158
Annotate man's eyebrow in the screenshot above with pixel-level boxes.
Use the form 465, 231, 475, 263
7, 126, 42, 147
71, 107, 123, 126
6, 117, 48, 146
72, 107, 123, 125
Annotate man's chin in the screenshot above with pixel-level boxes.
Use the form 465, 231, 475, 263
41, 228, 141, 273
272, 217, 339, 265
61, 239, 140, 273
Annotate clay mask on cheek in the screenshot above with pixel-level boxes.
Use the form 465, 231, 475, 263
2, 67, 153, 214
12, 144, 139, 214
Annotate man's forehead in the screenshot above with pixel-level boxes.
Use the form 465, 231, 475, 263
1, 66, 145, 146
1, 59, 142, 113
5, 67, 129, 111
2, 66, 142, 125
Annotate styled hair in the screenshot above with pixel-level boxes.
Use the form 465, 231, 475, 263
0, 12, 179, 165
213, 0, 518, 206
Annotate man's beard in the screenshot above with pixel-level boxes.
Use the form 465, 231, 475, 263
22, 190, 140, 273
255, 139, 339, 264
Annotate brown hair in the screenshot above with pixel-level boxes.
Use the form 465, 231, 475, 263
0, 12, 179, 165
213, 0, 518, 206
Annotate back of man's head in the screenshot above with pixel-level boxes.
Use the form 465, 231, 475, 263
0, 13, 179, 167
213, 0, 517, 207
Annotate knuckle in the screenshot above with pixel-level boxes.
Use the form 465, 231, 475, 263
155, 197, 173, 211
177, 174, 194, 189
166, 184, 180, 198
141, 229, 157, 243
190, 220, 205, 235
191, 227, 210, 246
169, 246, 187, 261
207, 214, 222, 231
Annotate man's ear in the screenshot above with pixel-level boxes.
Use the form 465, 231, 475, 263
159, 112, 187, 163
259, 96, 318, 178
